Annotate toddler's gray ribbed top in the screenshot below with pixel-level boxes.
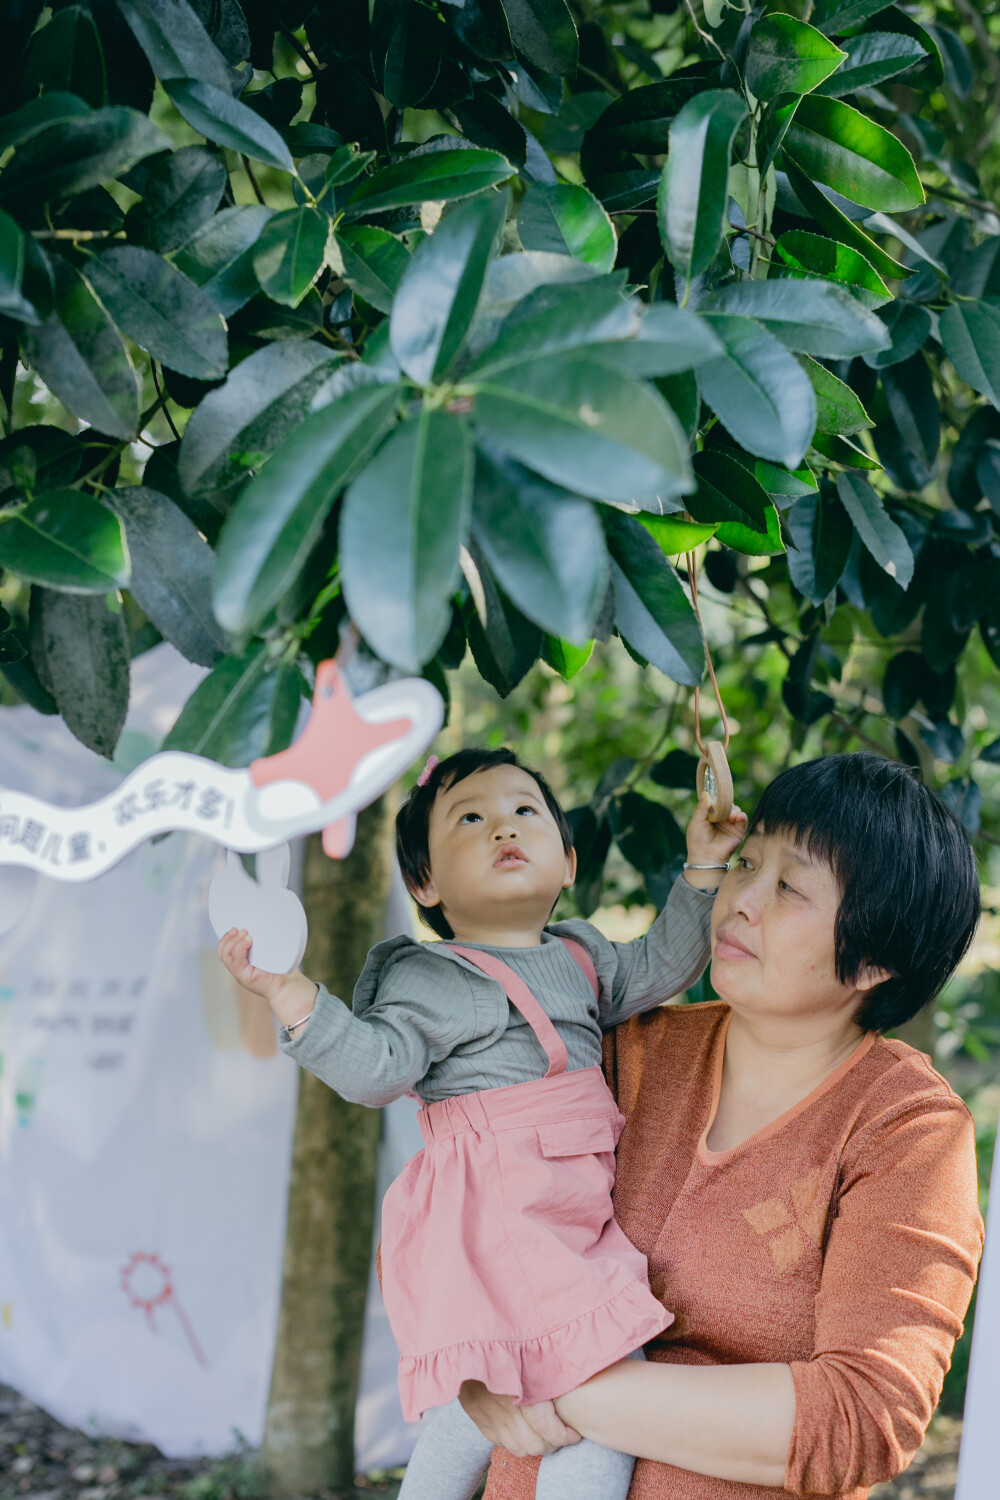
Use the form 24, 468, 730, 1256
280, 874, 714, 1107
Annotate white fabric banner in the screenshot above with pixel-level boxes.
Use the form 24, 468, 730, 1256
0, 644, 423, 1471
955, 1122, 999, 1500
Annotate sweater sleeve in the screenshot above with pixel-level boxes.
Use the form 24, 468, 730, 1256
785, 1087, 983, 1496
278, 950, 479, 1108
600, 874, 715, 1026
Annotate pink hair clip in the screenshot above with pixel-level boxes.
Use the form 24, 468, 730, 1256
416, 754, 439, 788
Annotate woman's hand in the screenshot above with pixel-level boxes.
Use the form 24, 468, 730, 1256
459, 1382, 581, 1458
216, 928, 317, 1028
684, 792, 747, 889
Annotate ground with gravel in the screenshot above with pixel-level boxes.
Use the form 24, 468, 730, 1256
0, 1385, 961, 1500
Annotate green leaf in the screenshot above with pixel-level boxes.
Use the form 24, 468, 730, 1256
337, 225, 410, 315
785, 489, 853, 604
113, 0, 236, 93
688, 449, 773, 534
861, 299, 931, 371
21, 256, 139, 439
745, 15, 846, 102
0, 210, 38, 325
781, 95, 924, 212
163, 78, 293, 172
0, 108, 170, 214
814, 31, 926, 96
30, 589, 129, 758
836, 472, 913, 586
774, 230, 891, 308
658, 90, 747, 284
639, 516, 719, 556
500, 0, 578, 75
698, 315, 816, 469
106, 486, 229, 666
463, 548, 543, 698
542, 636, 594, 679
939, 302, 1000, 409
610, 791, 686, 903
0, 93, 92, 153
172, 204, 274, 316
582, 302, 723, 379
472, 445, 609, 643
781, 158, 910, 283
580, 76, 704, 165
702, 280, 889, 358
162, 645, 304, 765
753, 458, 817, 499
23, 6, 107, 107
470, 275, 637, 378
800, 355, 872, 434
84, 246, 228, 380
340, 411, 474, 672
124, 145, 227, 252
518, 184, 616, 273
213, 383, 401, 634
178, 341, 341, 498
602, 508, 704, 686
474, 358, 693, 508
251, 206, 330, 309
716, 502, 785, 556
341, 150, 515, 222
0, 491, 129, 593
812, 0, 895, 33
390, 193, 506, 384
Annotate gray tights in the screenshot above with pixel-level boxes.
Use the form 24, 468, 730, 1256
397, 1354, 641, 1500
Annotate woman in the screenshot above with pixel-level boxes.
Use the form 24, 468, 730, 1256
462, 753, 984, 1499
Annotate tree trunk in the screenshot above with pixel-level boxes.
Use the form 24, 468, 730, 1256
262, 800, 392, 1494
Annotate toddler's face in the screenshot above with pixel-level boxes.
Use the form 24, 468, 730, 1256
413, 765, 576, 938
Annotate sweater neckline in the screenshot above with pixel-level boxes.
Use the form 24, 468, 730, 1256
697, 1011, 878, 1166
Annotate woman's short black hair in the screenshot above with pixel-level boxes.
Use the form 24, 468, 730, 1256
748, 752, 980, 1032
395, 748, 574, 940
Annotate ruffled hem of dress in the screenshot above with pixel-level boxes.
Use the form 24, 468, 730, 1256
398, 1278, 673, 1422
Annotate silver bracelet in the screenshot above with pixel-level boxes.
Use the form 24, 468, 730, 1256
683, 861, 731, 871
280, 1011, 314, 1042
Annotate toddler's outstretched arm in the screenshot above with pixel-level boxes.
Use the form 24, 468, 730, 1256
217, 927, 318, 1035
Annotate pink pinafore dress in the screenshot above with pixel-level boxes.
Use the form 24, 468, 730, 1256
379, 939, 673, 1422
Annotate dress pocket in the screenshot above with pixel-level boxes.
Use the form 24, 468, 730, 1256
536, 1116, 617, 1159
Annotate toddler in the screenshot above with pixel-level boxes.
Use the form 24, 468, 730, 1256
218, 748, 745, 1500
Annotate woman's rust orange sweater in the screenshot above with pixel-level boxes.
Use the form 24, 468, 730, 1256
484, 1002, 983, 1500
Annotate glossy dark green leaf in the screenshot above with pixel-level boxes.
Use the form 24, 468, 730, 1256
939, 302, 1000, 409
949, 407, 1000, 510
24, 5, 107, 107
602, 507, 704, 685
812, 0, 895, 33
785, 489, 853, 603
781, 159, 910, 283
84, 246, 228, 380
658, 90, 746, 284
178, 341, 341, 498
162, 645, 304, 764
583, 303, 724, 379
30, 588, 129, 757
172, 204, 274, 316
814, 30, 926, 96
251, 206, 330, 309
163, 79, 293, 172
701, 280, 888, 358
781, 95, 924, 212
716, 502, 785, 556
782, 632, 833, 724
0, 210, 40, 325
189, 0, 250, 66
0, 490, 129, 593
698, 315, 816, 469
341, 411, 474, 671
0, 93, 92, 153
474, 358, 692, 508
0, 108, 170, 214
500, 0, 577, 75
113, 0, 236, 92
836, 472, 913, 587
213, 383, 401, 634
470, 275, 637, 378
650, 748, 702, 789
106, 486, 228, 666
745, 15, 845, 101
861, 299, 931, 371
124, 145, 226, 252
337, 225, 410, 314
611, 791, 685, 903
341, 149, 515, 222
800, 356, 871, 435
463, 548, 543, 698
390, 193, 506, 384
565, 804, 610, 917
580, 76, 704, 168
873, 351, 939, 488
472, 445, 609, 643
517, 184, 616, 273
21, 256, 139, 439
688, 449, 772, 533
774, 230, 891, 309
753, 458, 817, 500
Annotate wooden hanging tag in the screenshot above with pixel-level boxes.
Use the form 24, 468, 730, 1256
696, 741, 734, 825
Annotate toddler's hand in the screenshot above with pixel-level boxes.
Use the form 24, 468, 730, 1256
216, 928, 318, 1028
685, 792, 747, 877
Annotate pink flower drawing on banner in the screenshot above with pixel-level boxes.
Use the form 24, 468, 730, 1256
120, 1251, 208, 1368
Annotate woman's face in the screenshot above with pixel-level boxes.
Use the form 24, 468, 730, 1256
710, 827, 877, 1027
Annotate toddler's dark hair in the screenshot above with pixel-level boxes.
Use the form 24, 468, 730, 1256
396, 748, 574, 939
748, 752, 980, 1032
